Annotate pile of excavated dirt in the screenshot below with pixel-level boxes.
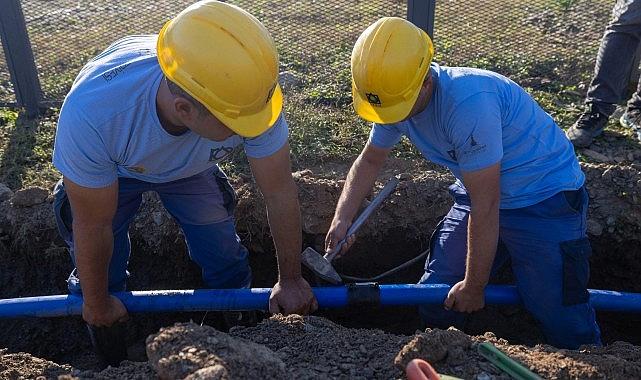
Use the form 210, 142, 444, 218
230, 315, 408, 379
0, 349, 71, 379
1, 316, 640, 379
146, 322, 289, 379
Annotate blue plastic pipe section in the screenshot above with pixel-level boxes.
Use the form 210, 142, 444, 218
1, 284, 640, 319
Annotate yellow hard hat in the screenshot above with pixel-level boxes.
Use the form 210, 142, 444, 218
351, 17, 434, 124
157, 0, 282, 138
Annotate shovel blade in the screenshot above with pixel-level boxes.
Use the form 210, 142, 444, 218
301, 247, 342, 284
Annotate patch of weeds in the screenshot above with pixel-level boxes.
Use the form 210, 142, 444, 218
285, 99, 369, 165
529, 87, 585, 128
555, 0, 578, 11
0, 110, 59, 189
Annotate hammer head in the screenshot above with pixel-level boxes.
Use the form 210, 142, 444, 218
301, 247, 343, 284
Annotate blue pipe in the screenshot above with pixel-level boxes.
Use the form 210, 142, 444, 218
0, 284, 640, 319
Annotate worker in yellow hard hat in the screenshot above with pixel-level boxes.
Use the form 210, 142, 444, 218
51, 1, 316, 365
326, 17, 601, 349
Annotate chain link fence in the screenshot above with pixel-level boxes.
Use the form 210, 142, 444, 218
434, 0, 613, 91
0, 0, 406, 106
0, 0, 617, 113
0, 47, 14, 104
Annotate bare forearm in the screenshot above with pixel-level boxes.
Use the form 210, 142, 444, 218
334, 150, 385, 222
74, 223, 113, 307
465, 209, 499, 287
264, 180, 302, 279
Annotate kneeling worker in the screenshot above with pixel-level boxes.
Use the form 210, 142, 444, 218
325, 17, 601, 349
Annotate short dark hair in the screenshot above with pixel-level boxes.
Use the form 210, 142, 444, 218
166, 77, 211, 116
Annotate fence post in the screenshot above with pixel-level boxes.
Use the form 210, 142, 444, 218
407, 0, 436, 37
0, 0, 43, 118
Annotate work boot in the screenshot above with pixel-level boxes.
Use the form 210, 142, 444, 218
566, 105, 610, 147
620, 108, 641, 142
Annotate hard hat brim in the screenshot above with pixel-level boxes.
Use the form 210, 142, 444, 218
352, 81, 421, 124
209, 83, 283, 138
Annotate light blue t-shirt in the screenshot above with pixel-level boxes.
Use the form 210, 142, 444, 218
53, 35, 288, 188
370, 64, 584, 209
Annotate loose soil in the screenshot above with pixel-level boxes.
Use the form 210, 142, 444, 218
0, 158, 640, 378
3, 317, 641, 379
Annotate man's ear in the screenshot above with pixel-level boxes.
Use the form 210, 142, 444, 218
423, 72, 432, 89
174, 97, 197, 124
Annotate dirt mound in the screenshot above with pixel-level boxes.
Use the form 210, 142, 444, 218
146, 322, 287, 380
230, 314, 409, 379
395, 327, 473, 369
60, 361, 156, 380
2, 316, 641, 379
0, 349, 71, 379
488, 339, 641, 380
394, 328, 641, 380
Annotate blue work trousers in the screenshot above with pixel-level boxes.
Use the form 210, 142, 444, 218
53, 166, 251, 294
419, 183, 602, 349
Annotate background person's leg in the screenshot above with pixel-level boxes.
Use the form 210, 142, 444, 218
499, 188, 601, 349
52, 177, 146, 294
156, 167, 251, 289
587, 0, 641, 115
568, 0, 641, 146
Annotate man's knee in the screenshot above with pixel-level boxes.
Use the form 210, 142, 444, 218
202, 258, 252, 289
183, 221, 251, 289
535, 304, 601, 349
417, 271, 466, 330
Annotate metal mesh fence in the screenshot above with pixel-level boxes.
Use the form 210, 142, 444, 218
433, 0, 613, 90
0, 1, 617, 111
0, 43, 15, 105
14, 0, 406, 105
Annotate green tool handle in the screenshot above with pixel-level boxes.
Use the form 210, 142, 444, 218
477, 342, 542, 380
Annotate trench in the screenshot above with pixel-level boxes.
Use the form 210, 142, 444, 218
0, 223, 640, 371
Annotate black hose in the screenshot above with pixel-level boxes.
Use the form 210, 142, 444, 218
339, 248, 429, 282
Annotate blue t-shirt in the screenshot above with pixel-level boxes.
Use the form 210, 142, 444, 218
53, 35, 288, 188
370, 64, 584, 209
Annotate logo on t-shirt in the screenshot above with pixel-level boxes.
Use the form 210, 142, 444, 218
102, 63, 131, 82
462, 133, 487, 157
447, 149, 457, 161
209, 146, 234, 162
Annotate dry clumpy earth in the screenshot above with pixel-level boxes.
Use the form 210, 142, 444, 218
0, 158, 640, 379
2, 315, 641, 379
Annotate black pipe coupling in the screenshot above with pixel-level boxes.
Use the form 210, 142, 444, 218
346, 282, 381, 307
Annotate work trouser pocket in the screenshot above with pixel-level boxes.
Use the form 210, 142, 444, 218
213, 167, 237, 217
52, 179, 73, 241
560, 238, 592, 306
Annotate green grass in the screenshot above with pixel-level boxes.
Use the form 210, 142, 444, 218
0, 109, 59, 189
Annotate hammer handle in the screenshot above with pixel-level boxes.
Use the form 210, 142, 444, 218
324, 177, 399, 262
